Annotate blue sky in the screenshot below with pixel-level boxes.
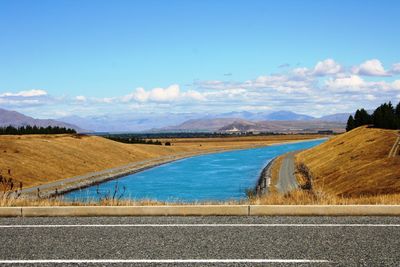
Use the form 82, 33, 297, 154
1, 0, 400, 118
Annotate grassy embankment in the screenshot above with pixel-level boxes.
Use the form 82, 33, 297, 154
0, 133, 321, 199
254, 126, 400, 204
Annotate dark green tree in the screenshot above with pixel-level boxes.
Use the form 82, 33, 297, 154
353, 108, 372, 127
395, 101, 400, 128
0, 125, 76, 135
346, 115, 356, 131
396, 101, 400, 117
372, 102, 398, 129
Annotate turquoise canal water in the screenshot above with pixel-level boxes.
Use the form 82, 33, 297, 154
65, 139, 325, 202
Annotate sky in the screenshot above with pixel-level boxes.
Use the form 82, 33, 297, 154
0, 0, 400, 118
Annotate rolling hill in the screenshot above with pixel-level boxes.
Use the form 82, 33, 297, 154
295, 126, 400, 196
0, 108, 85, 132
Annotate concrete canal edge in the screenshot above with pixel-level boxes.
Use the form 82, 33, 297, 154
1, 205, 400, 217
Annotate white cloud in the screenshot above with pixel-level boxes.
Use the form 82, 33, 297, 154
3, 58, 399, 118
0, 89, 49, 107
365, 94, 376, 101
352, 59, 390, 76
0, 98, 42, 106
391, 63, 400, 74
182, 90, 206, 101
75, 95, 87, 102
0, 89, 47, 97
124, 88, 148, 102
325, 75, 365, 92
292, 67, 310, 78
312, 59, 342, 76
392, 80, 400, 90
150, 84, 180, 102
123, 84, 204, 103
98, 97, 115, 103
325, 75, 400, 93
196, 80, 226, 90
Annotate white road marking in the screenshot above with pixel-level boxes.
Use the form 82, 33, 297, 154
0, 259, 329, 264
0, 223, 399, 228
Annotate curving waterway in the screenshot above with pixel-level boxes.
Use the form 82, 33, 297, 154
65, 139, 325, 202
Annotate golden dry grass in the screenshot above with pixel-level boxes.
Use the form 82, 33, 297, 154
252, 190, 400, 205
0, 133, 321, 189
295, 126, 400, 197
3, 191, 399, 206
0, 195, 246, 207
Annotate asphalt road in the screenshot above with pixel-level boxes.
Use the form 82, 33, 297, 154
276, 151, 299, 193
1, 216, 399, 266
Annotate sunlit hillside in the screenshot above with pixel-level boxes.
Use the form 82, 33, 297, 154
296, 126, 400, 196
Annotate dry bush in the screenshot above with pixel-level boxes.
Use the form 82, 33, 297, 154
0, 171, 22, 201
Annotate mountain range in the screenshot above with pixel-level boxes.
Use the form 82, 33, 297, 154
163, 118, 345, 133
0, 108, 85, 132
58, 110, 351, 132
0, 108, 350, 133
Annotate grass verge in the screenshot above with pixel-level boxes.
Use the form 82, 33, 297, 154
2, 191, 400, 206
251, 190, 400, 205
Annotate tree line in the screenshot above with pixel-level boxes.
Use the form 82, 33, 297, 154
98, 131, 284, 139
346, 101, 400, 131
0, 125, 76, 135
105, 136, 163, 145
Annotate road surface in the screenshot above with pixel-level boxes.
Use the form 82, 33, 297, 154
0, 216, 399, 266
276, 151, 299, 193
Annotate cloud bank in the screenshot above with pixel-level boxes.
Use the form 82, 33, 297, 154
2, 59, 400, 117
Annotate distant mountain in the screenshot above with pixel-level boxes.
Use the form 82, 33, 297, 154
0, 108, 85, 132
57, 110, 351, 132
219, 120, 258, 132
162, 118, 248, 132
264, 111, 315, 121
162, 117, 345, 133
219, 120, 345, 133
318, 113, 352, 123
206, 111, 316, 121
58, 113, 200, 133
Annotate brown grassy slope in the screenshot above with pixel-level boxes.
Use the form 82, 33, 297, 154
0, 134, 186, 188
295, 126, 400, 196
0, 134, 322, 188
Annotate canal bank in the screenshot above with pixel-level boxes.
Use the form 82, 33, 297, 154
64, 139, 326, 202
18, 138, 326, 201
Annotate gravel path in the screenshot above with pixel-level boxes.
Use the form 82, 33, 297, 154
276, 151, 299, 193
